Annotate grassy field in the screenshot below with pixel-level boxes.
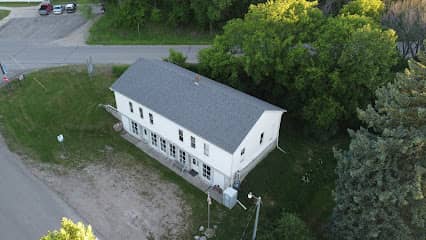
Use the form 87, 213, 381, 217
0, 66, 346, 239
88, 15, 213, 45
0, 9, 10, 20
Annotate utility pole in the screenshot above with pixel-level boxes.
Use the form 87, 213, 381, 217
204, 191, 215, 238
248, 192, 262, 240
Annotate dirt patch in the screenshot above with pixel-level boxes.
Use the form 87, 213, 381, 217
30, 152, 191, 240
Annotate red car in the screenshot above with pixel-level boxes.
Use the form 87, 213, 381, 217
39, 2, 53, 15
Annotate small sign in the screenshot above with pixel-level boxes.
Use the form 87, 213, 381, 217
2, 75, 9, 83
57, 134, 64, 143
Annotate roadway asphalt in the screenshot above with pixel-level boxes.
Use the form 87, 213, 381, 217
0, 135, 82, 239
0, 40, 207, 77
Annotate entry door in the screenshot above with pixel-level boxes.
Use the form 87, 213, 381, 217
191, 156, 199, 172
142, 128, 149, 142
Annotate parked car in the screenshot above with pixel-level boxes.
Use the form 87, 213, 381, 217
53, 5, 64, 15
65, 3, 77, 13
38, 2, 53, 15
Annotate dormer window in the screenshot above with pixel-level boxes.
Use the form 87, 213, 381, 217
179, 129, 183, 142
129, 102, 133, 113
139, 107, 144, 119
149, 113, 153, 124
191, 136, 196, 148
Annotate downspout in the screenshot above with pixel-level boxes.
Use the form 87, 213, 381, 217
276, 111, 287, 154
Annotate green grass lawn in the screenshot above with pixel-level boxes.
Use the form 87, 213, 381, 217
0, 2, 38, 7
0, 9, 10, 20
0, 66, 346, 239
88, 15, 214, 45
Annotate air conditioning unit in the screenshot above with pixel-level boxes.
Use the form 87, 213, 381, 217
223, 187, 238, 209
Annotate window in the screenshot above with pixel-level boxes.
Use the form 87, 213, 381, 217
131, 121, 138, 135
241, 148, 245, 156
169, 144, 176, 158
151, 133, 158, 147
160, 138, 166, 153
191, 136, 196, 148
202, 164, 211, 180
260, 132, 264, 144
129, 102, 133, 113
139, 107, 144, 119
144, 129, 147, 135
204, 143, 209, 156
179, 129, 183, 142
149, 113, 154, 124
179, 150, 186, 164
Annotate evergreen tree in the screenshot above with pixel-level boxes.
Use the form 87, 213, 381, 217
332, 51, 426, 239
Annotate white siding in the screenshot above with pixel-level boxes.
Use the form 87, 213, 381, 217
114, 91, 233, 181
232, 111, 283, 173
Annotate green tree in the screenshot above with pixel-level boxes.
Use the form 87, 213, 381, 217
40, 218, 96, 240
332, 52, 426, 239
190, 0, 235, 34
339, 0, 384, 21
302, 15, 397, 134
275, 211, 313, 240
164, 49, 187, 67
200, 0, 398, 136
382, 0, 426, 58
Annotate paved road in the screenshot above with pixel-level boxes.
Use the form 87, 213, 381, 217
0, 41, 206, 77
0, 135, 82, 239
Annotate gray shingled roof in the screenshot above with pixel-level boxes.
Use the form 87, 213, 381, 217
111, 58, 284, 153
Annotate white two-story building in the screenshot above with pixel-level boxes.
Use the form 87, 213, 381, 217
110, 58, 285, 190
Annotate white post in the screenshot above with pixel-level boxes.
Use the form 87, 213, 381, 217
207, 192, 211, 229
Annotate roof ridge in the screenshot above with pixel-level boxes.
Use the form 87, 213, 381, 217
148, 58, 283, 112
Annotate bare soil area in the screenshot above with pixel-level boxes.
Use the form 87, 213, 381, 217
29, 152, 191, 240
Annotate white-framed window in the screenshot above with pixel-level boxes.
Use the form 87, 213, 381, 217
131, 121, 138, 135
151, 133, 158, 146
139, 107, 144, 119
241, 148, 245, 156
204, 143, 209, 156
191, 136, 196, 148
160, 138, 167, 153
129, 102, 133, 113
202, 164, 211, 180
169, 144, 176, 158
179, 150, 186, 164
192, 157, 198, 166
260, 132, 264, 144
149, 113, 154, 124
179, 129, 183, 142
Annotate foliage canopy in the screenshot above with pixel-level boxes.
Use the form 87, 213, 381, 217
199, 0, 398, 136
332, 51, 426, 239
40, 218, 96, 240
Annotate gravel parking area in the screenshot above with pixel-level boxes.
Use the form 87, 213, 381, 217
0, 14, 87, 42
30, 154, 191, 240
